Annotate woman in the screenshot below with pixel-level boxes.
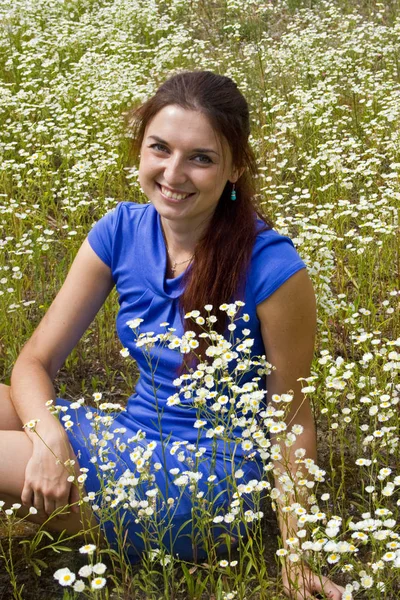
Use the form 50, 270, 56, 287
0, 71, 344, 598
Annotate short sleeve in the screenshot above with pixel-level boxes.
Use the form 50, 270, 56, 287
87, 206, 119, 268
249, 228, 307, 306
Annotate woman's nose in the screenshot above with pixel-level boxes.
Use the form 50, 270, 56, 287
163, 156, 187, 185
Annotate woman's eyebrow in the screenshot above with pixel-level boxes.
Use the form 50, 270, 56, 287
147, 135, 220, 156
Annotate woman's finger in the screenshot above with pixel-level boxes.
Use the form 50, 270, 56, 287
289, 587, 319, 600
21, 482, 33, 507
45, 500, 56, 518
311, 573, 345, 599
44, 497, 57, 518
69, 447, 82, 513
33, 491, 45, 514
292, 586, 339, 600
283, 566, 345, 600
69, 481, 81, 513
282, 570, 310, 599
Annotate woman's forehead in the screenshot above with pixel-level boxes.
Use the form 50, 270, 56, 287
145, 105, 230, 154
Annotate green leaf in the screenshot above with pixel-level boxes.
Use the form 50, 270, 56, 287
51, 545, 74, 553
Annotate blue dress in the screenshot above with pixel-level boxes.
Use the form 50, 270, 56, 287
56, 202, 306, 560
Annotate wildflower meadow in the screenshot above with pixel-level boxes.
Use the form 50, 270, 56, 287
0, 0, 399, 598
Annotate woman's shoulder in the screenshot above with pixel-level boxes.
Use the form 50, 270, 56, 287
112, 200, 152, 218
118, 200, 151, 211
112, 201, 157, 235
246, 217, 307, 305
87, 201, 153, 267
97, 201, 154, 233
91, 201, 151, 226
252, 217, 298, 255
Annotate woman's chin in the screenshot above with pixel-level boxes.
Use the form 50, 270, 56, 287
151, 197, 192, 220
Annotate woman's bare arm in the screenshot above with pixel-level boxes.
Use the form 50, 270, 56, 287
257, 269, 344, 599
10, 238, 114, 515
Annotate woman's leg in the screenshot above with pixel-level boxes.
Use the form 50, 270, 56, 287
0, 384, 99, 536
0, 383, 23, 430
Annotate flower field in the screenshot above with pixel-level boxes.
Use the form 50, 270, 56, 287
0, 0, 399, 598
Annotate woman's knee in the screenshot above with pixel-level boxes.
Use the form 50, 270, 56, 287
0, 382, 10, 396
0, 383, 12, 407
0, 383, 22, 430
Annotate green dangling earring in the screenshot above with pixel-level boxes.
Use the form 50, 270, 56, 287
231, 183, 237, 201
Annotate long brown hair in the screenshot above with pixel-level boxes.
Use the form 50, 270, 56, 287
126, 71, 273, 355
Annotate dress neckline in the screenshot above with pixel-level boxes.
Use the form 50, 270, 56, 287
139, 204, 186, 299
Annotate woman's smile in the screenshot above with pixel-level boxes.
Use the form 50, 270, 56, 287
156, 182, 196, 202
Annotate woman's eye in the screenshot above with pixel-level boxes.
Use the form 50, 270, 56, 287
193, 154, 213, 165
150, 143, 168, 153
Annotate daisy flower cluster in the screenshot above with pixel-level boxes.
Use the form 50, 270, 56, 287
53, 544, 107, 593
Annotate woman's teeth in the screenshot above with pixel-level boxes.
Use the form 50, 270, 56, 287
160, 185, 191, 200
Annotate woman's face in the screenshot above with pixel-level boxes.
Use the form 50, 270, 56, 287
138, 105, 237, 230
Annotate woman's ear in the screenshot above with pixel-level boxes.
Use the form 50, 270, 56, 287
229, 166, 245, 184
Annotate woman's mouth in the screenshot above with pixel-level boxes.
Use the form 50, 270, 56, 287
157, 183, 195, 201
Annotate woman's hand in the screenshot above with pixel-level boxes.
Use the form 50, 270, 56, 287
282, 562, 344, 600
21, 433, 80, 518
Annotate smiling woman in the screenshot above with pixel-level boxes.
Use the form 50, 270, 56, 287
0, 71, 344, 599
